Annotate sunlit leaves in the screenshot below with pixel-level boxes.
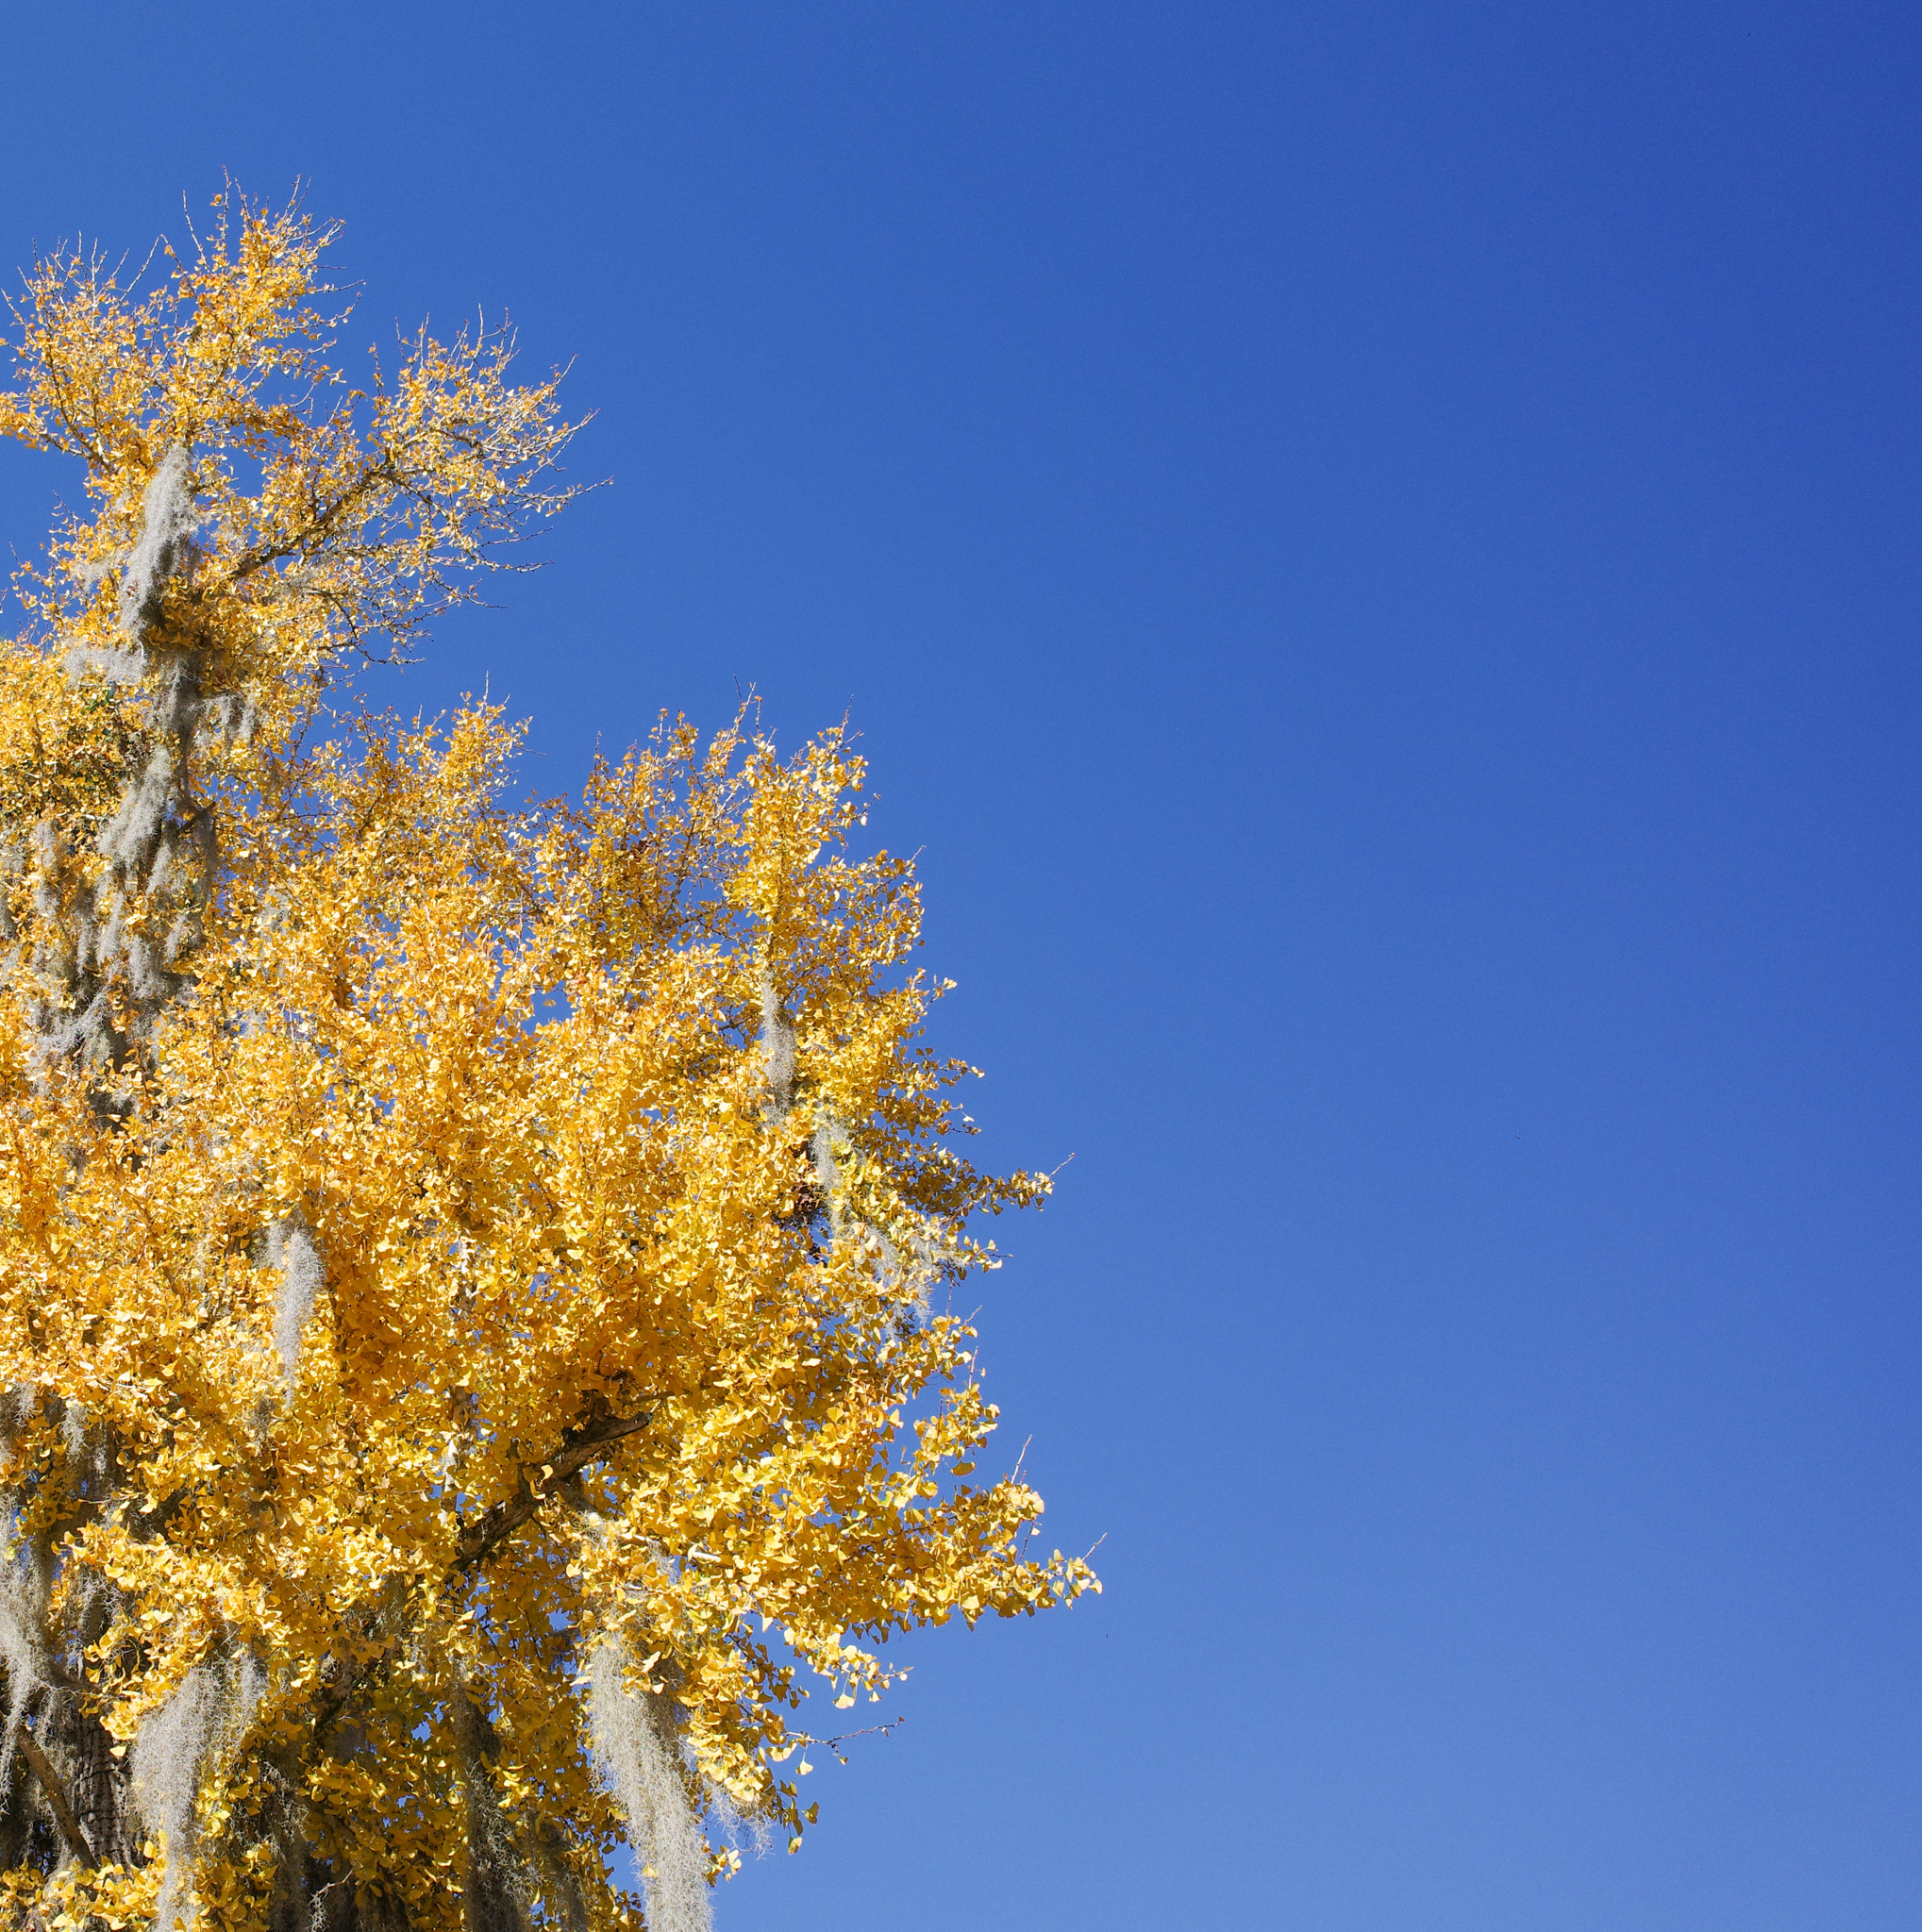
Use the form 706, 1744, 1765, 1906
0, 195, 1093, 1932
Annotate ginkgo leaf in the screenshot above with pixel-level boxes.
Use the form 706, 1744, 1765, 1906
0, 187, 1095, 1932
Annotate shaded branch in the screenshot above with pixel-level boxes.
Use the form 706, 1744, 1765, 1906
454, 1393, 655, 1572
16, 1723, 98, 1871
294, 1393, 656, 1753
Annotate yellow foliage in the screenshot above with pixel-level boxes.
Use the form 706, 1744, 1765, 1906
0, 195, 1093, 1932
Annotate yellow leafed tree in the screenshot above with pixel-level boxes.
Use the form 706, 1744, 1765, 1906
0, 194, 1094, 1932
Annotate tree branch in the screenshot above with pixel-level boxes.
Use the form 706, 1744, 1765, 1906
292, 1394, 655, 1753
454, 1395, 654, 1572
16, 1724, 98, 1871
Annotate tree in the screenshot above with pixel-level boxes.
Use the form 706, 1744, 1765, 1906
0, 194, 1095, 1932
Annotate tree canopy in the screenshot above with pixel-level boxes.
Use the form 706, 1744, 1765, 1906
0, 194, 1094, 1932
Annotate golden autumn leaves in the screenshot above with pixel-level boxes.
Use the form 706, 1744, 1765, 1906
0, 194, 1092, 1932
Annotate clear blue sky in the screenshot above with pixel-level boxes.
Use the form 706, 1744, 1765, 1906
4, 6, 1919, 1927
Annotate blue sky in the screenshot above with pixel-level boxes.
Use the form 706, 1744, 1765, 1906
4, 5, 1919, 1927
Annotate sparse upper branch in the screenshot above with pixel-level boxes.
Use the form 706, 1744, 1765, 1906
0, 192, 592, 713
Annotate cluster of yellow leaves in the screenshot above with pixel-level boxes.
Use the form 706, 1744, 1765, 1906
0, 192, 580, 701
0, 195, 1094, 1932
